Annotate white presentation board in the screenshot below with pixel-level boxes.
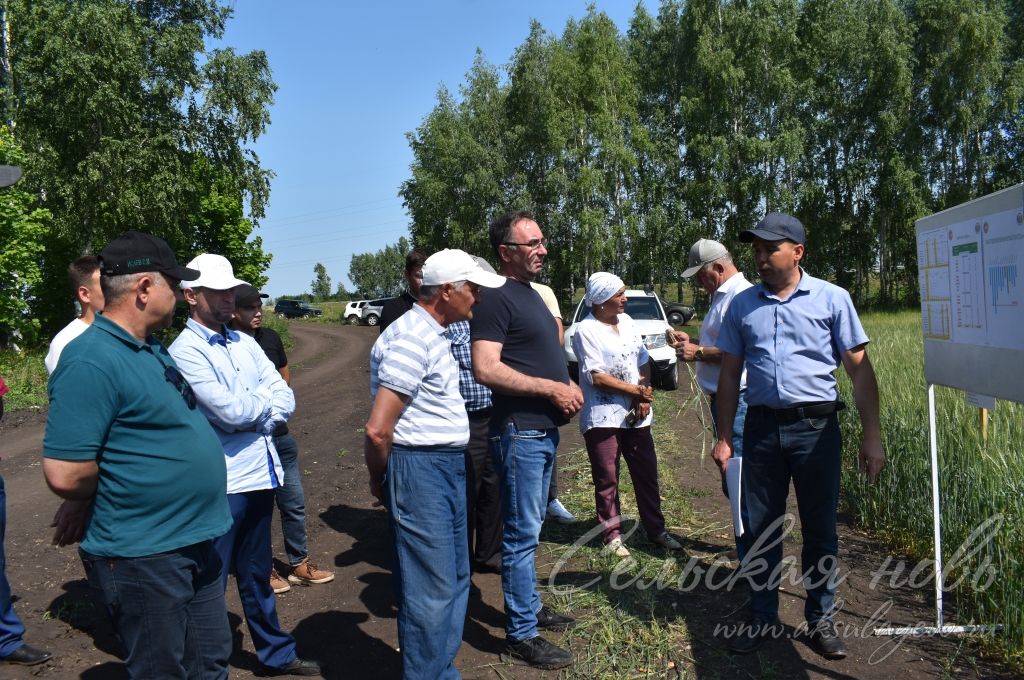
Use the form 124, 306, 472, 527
915, 183, 1024, 404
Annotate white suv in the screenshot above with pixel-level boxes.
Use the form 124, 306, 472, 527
344, 301, 367, 325
563, 289, 678, 390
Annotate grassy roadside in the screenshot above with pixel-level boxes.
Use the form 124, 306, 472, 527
522, 389, 725, 679
0, 349, 47, 410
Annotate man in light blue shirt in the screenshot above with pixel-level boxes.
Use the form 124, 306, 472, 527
170, 253, 320, 677
713, 213, 884, 660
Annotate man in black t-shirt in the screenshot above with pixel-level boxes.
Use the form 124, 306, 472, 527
470, 211, 582, 670
378, 250, 426, 333
233, 286, 335, 595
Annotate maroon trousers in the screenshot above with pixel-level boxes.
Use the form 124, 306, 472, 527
583, 426, 667, 544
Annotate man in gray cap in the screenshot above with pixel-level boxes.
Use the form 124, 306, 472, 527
671, 239, 752, 552
712, 212, 884, 660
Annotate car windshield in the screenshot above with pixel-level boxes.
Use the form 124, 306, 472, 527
573, 295, 663, 323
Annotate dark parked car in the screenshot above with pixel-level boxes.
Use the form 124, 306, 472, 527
274, 299, 322, 319
663, 301, 696, 326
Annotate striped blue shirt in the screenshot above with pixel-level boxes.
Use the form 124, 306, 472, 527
370, 304, 469, 447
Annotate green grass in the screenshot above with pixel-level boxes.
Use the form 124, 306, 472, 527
836, 311, 1024, 668
526, 391, 717, 678
0, 349, 48, 409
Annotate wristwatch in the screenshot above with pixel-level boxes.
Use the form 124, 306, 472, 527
695, 346, 705, 361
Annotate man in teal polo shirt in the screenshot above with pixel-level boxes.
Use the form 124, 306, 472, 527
43, 231, 234, 680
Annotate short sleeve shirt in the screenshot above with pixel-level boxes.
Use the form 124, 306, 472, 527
43, 315, 231, 558
471, 278, 570, 430
370, 304, 469, 447
716, 270, 869, 407
572, 313, 652, 432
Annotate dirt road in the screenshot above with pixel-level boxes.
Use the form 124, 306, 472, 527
0, 323, 1013, 679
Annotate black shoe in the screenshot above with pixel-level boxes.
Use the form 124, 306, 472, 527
537, 605, 575, 631
0, 644, 52, 666
261, 657, 322, 676
809, 620, 847, 660
727, 620, 778, 654
502, 636, 573, 669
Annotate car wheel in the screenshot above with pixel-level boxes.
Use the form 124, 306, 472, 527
659, 362, 679, 391
365, 314, 379, 326
276, 313, 287, 320
346, 315, 360, 325
667, 310, 684, 326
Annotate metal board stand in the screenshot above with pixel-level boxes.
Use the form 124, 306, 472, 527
874, 384, 1002, 637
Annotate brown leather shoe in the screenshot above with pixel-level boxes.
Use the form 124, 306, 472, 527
287, 559, 335, 585
270, 568, 291, 594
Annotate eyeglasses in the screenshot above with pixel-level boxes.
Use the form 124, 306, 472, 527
164, 365, 197, 409
503, 238, 547, 250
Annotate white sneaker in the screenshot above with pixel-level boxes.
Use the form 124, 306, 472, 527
546, 498, 576, 524
652, 531, 683, 551
605, 537, 631, 558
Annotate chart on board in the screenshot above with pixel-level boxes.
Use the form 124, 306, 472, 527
916, 206, 1024, 351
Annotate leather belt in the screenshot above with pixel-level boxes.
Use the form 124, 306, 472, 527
749, 401, 845, 420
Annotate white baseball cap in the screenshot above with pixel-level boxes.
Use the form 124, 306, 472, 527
682, 239, 730, 278
421, 249, 506, 288
179, 253, 249, 291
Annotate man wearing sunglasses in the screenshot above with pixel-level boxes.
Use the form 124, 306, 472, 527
170, 254, 320, 677
43, 231, 234, 679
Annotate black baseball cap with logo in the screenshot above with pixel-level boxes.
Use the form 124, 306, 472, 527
98, 231, 200, 281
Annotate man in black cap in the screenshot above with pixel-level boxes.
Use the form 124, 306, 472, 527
43, 231, 235, 678
231, 285, 335, 594
712, 213, 884, 659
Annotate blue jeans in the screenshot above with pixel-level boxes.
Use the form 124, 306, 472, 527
0, 476, 26, 658
385, 444, 469, 680
709, 389, 748, 460
215, 491, 297, 669
272, 432, 308, 566
736, 410, 842, 626
490, 422, 558, 641
80, 540, 231, 679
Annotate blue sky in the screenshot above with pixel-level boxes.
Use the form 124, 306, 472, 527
218, 1, 654, 298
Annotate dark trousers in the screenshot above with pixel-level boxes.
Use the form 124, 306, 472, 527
81, 540, 231, 679
215, 490, 297, 669
465, 410, 502, 571
272, 432, 309, 566
583, 427, 666, 543
737, 410, 842, 626
0, 476, 25, 658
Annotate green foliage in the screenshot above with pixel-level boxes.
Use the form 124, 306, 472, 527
347, 236, 410, 298
400, 0, 1024, 309
838, 312, 1024, 665
0, 128, 50, 345
2, 0, 275, 340
0, 348, 47, 409
310, 263, 331, 299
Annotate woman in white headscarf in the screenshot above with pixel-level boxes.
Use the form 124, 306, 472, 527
571, 273, 682, 558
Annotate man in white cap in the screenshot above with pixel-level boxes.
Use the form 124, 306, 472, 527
170, 254, 320, 677
364, 248, 504, 680
671, 239, 752, 552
